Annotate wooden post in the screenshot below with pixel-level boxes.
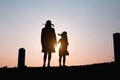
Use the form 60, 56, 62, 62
18, 48, 25, 68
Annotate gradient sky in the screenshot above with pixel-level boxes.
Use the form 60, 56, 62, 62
0, 0, 120, 68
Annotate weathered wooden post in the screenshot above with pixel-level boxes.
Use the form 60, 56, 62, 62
113, 32, 120, 63
18, 48, 25, 68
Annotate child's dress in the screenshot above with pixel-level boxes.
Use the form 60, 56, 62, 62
58, 37, 69, 56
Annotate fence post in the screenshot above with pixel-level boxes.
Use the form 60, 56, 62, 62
18, 48, 25, 68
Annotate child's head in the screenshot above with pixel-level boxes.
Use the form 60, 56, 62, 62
58, 31, 67, 37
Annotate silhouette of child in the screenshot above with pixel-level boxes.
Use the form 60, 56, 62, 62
58, 31, 69, 67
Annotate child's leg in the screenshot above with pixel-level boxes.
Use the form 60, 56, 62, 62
63, 56, 66, 66
59, 56, 62, 67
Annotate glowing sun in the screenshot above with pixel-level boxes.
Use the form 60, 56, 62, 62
56, 43, 61, 52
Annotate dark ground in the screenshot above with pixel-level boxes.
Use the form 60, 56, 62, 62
0, 62, 120, 80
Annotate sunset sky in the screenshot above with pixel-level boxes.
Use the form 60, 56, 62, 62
0, 0, 120, 68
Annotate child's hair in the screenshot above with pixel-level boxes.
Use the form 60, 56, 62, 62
58, 31, 68, 45
58, 31, 67, 37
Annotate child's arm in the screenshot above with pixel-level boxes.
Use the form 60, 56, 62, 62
57, 39, 60, 44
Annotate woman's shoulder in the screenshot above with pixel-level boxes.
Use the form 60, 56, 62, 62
51, 27, 55, 30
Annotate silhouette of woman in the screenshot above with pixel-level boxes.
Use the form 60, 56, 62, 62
58, 31, 69, 67
41, 20, 57, 67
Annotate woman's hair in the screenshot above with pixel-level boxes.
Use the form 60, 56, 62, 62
45, 20, 54, 28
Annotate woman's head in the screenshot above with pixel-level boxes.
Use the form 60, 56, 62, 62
46, 20, 51, 25
45, 20, 54, 28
